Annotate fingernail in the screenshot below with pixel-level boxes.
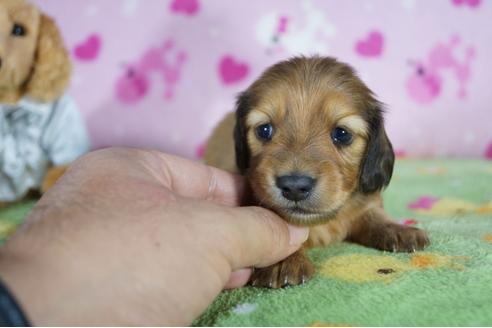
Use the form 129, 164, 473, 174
287, 224, 309, 246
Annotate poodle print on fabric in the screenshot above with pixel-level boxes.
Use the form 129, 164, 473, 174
29, 0, 492, 159
256, 0, 336, 55
115, 39, 187, 104
406, 35, 475, 104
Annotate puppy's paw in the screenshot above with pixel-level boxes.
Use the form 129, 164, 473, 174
250, 251, 314, 288
375, 223, 429, 252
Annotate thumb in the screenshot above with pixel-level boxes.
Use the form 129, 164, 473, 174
219, 206, 309, 270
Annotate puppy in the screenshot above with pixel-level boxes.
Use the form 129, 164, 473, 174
205, 56, 429, 288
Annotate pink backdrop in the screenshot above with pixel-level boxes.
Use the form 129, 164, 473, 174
33, 0, 492, 160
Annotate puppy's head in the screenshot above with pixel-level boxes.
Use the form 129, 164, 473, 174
0, 0, 70, 103
234, 56, 394, 225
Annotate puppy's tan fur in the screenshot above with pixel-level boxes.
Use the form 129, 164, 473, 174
205, 56, 429, 288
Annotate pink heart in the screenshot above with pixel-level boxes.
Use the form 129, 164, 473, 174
74, 34, 101, 61
394, 149, 407, 158
452, 0, 481, 7
355, 31, 384, 58
485, 141, 492, 160
219, 55, 249, 85
408, 196, 440, 210
170, 0, 200, 15
195, 142, 207, 159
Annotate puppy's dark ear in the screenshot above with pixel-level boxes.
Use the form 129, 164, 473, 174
359, 111, 395, 193
233, 92, 254, 174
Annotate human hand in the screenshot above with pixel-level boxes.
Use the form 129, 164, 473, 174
0, 148, 309, 326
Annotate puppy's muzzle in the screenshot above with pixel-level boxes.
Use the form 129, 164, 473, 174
276, 174, 316, 201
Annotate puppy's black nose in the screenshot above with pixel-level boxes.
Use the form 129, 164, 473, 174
276, 175, 316, 201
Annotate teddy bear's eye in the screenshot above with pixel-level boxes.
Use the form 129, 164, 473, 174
12, 23, 26, 37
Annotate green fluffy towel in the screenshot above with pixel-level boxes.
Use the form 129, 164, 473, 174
1, 159, 491, 326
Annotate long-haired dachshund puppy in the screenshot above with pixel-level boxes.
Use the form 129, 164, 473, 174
205, 56, 429, 288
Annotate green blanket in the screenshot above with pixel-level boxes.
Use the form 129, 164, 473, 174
1, 159, 491, 326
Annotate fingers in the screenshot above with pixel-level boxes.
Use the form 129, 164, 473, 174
68, 149, 247, 207
219, 206, 309, 270
154, 152, 246, 207
224, 268, 253, 289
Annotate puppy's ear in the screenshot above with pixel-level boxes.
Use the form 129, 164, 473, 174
25, 14, 71, 102
233, 92, 254, 174
359, 111, 395, 193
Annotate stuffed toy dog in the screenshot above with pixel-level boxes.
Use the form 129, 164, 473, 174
0, 0, 89, 204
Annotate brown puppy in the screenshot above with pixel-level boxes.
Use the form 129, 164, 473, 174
205, 56, 429, 288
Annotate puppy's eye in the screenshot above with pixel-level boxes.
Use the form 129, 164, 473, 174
255, 123, 274, 141
331, 127, 353, 146
12, 23, 26, 37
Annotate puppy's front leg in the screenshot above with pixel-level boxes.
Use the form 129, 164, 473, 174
250, 250, 314, 288
347, 207, 429, 252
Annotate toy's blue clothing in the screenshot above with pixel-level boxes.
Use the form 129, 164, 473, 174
0, 95, 89, 202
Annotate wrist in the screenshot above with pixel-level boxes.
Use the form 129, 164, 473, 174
0, 248, 49, 326
0, 277, 30, 326
0, 240, 77, 326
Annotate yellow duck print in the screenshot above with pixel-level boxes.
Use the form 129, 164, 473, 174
320, 253, 467, 283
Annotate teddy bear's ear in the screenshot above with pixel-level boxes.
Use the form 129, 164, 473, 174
25, 14, 71, 102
